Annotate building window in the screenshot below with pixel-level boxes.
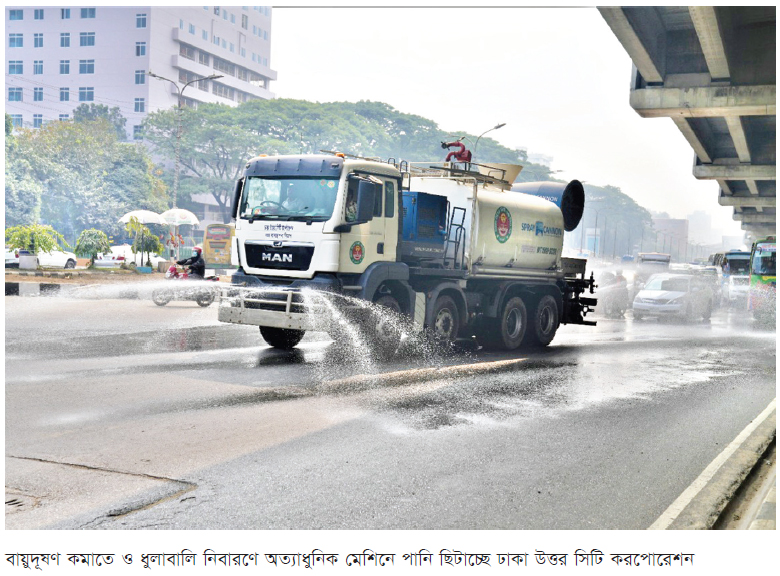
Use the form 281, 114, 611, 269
34, 33, 44, 48
8, 61, 23, 74
189, 23, 195, 34
61, 32, 70, 47
61, 8, 70, 19
133, 125, 143, 140
202, 30, 208, 41
60, 88, 69, 101
34, 87, 43, 101
9, 33, 23, 48
136, 13, 146, 28
229, 43, 235, 53
79, 60, 95, 74
214, 7, 220, 16
263, 57, 268, 66
198, 51, 209, 66
59, 114, 69, 121
33, 114, 43, 128
212, 82, 234, 100
81, 8, 96, 19
241, 14, 248, 29
231, 14, 235, 24
136, 42, 146, 56
240, 48, 246, 58
34, 60, 43, 75
135, 70, 146, 84
180, 44, 196, 60
10, 114, 23, 127
212, 35, 219, 46
34, 9, 44, 20
10, 9, 23, 20
222, 39, 226, 48
8, 87, 23, 102
252, 25, 256, 35
60, 60, 70, 74
223, 11, 228, 20
80, 32, 95, 47
134, 98, 145, 112
79, 87, 94, 101
263, 30, 267, 41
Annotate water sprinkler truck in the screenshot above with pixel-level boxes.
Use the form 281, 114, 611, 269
219, 150, 597, 353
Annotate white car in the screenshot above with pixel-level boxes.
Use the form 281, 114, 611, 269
726, 274, 750, 306
5, 246, 20, 268
632, 273, 714, 321
37, 249, 78, 269
96, 244, 168, 268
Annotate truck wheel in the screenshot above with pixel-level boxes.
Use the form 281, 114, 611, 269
482, 296, 527, 351
370, 295, 402, 358
260, 327, 305, 350
195, 289, 215, 307
431, 295, 460, 343
526, 294, 559, 347
152, 288, 172, 306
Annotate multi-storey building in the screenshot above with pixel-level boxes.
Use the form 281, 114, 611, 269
5, 5, 277, 138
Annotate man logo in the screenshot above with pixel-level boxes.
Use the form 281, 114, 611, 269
262, 252, 293, 263
535, 221, 544, 236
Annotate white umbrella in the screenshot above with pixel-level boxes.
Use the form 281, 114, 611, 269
160, 209, 200, 260
160, 208, 200, 226
118, 209, 164, 225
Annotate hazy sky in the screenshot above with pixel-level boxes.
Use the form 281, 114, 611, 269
270, 5, 744, 239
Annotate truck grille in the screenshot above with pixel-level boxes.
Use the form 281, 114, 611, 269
245, 244, 314, 271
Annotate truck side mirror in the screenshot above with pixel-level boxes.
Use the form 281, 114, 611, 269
231, 178, 244, 220
355, 180, 378, 223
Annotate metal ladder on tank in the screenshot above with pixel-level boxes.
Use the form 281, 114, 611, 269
443, 205, 467, 270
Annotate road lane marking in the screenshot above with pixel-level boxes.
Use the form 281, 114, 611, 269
648, 397, 776, 530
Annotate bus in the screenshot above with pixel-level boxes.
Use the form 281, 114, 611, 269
748, 237, 776, 320
202, 223, 235, 268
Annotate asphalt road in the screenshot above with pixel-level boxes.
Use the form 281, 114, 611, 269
4, 291, 776, 530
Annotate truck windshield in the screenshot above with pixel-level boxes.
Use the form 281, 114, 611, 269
240, 176, 339, 221
752, 249, 776, 275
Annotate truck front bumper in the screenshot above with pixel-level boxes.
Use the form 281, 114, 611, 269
218, 286, 337, 331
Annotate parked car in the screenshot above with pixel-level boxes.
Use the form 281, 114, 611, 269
632, 273, 714, 321
5, 246, 20, 268
37, 249, 78, 269
98, 244, 168, 268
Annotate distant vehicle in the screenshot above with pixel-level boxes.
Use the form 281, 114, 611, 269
5, 246, 20, 268
37, 249, 78, 269
595, 270, 629, 317
633, 252, 672, 294
632, 273, 713, 321
96, 244, 168, 268
748, 237, 776, 320
709, 250, 751, 301
726, 274, 750, 307
5, 246, 77, 269
202, 223, 235, 268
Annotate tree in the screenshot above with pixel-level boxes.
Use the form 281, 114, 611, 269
10, 118, 167, 243
74, 228, 112, 267
5, 224, 67, 254
73, 103, 128, 140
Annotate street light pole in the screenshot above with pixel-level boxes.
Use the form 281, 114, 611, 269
473, 123, 506, 165
147, 71, 223, 210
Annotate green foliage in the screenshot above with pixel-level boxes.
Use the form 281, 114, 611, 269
74, 228, 112, 265
73, 103, 127, 141
142, 98, 551, 223
5, 224, 67, 254
8, 119, 167, 243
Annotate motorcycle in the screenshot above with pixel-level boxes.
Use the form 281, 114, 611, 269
152, 265, 220, 307
595, 273, 630, 318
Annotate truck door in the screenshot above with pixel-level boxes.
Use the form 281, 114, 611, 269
339, 176, 396, 272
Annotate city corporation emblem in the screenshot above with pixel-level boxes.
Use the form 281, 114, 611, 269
494, 207, 512, 244
350, 241, 365, 265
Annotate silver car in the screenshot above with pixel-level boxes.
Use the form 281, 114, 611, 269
632, 273, 713, 321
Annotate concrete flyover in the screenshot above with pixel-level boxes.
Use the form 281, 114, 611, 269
599, 7, 776, 243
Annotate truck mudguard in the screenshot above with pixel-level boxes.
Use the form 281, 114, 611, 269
358, 261, 413, 305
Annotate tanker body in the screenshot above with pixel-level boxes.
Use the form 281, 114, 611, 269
219, 152, 596, 354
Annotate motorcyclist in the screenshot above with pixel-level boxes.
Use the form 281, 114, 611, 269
177, 246, 205, 279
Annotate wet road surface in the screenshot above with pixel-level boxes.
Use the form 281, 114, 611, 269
5, 293, 776, 529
